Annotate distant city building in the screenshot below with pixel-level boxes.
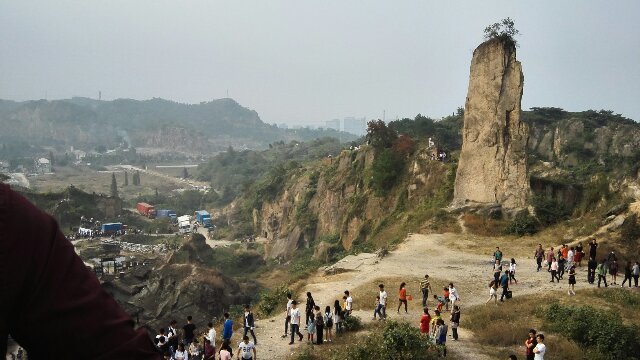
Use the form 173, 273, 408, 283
277, 123, 288, 129
0, 161, 9, 174
343, 117, 367, 136
325, 119, 341, 131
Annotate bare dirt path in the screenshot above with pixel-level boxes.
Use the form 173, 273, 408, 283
253, 233, 598, 360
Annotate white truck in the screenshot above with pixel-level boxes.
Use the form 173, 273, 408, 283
177, 215, 191, 234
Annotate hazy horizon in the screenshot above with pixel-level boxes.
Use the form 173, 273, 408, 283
1, 1, 639, 126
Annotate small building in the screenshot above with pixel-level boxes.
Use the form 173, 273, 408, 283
35, 158, 51, 173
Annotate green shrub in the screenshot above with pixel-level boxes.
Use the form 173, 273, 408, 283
335, 320, 439, 360
257, 284, 291, 317
342, 315, 363, 332
621, 214, 640, 245
541, 303, 640, 360
370, 148, 405, 196
505, 212, 538, 236
533, 195, 573, 225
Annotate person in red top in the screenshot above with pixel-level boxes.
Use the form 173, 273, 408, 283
443, 287, 450, 311
561, 244, 569, 260
397, 282, 408, 313
0, 184, 161, 359
419, 307, 431, 335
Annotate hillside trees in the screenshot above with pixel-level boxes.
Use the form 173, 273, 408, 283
110, 173, 118, 197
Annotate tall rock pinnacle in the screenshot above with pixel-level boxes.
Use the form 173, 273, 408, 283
453, 38, 529, 209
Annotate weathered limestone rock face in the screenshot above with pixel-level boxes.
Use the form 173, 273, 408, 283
453, 39, 529, 209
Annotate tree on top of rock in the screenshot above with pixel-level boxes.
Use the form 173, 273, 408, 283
483, 17, 520, 47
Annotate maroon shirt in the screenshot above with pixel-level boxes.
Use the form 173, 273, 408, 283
0, 184, 161, 359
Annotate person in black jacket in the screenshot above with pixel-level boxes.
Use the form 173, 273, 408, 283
450, 306, 461, 340
587, 256, 597, 284
243, 305, 257, 345
305, 292, 315, 326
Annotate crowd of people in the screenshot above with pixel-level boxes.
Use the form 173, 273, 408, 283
153, 307, 258, 360
145, 237, 639, 360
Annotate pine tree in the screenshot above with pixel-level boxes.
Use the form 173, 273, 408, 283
110, 173, 118, 197
124, 171, 129, 186
48, 151, 55, 166
182, 167, 189, 179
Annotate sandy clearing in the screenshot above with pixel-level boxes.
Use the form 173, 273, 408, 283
252, 232, 603, 360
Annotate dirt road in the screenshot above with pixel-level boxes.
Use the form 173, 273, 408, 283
252, 233, 597, 360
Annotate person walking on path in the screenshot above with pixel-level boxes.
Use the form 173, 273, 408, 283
324, 306, 333, 342
243, 305, 257, 345
524, 329, 537, 360
486, 280, 498, 305
567, 265, 577, 296
419, 274, 432, 307
534, 245, 545, 272
305, 292, 315, 326
282, 293, 293, 338
621, 261, 633, 288
493, 259, 503, 283
222, 312, 233, 346
550, 258, 560, 283
589, 238, 598, 261
575, 242, 584, 267
587, 256, 597, 284
237, 335, 256, 360
633, 261, 640, 287
448, 283, 460, 309
557, 255, 566, 280
509, 258, 518, 285
494, 247, 503, 264
397, 282, 408, 313
378, 284, 388, 319
609, 259, 619, 285
288, 301, 304, 345
434, 319, 448, 357
546, 247, 554, 272
499, 270, 510, 302
450, 305, 461, 341
419, 308, 431, 336
597, 259, 609, 288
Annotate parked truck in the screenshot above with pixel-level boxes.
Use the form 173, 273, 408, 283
194, 210, 213, 228
156, 209, 177, 222
136, 202, 156, 218
178, 215, 191, 234
101, 222, 123, 234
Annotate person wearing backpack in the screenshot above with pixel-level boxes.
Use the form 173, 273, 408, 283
324, 306, 334, 342
499, 270, 510, 302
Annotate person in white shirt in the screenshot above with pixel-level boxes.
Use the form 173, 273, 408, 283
448, 283, 460, 309
237, 336, 256, 360
568, 248, 575, 264
288, 301, 304, 344
344, 290, 353, 316
282, 293, 293, 338
174, 343, 189, 360
509, 258, 518, 285
206, 322, 217, 349
378, 284, 388, 320
533, 334, 546, 360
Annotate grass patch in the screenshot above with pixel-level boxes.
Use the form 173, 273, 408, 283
462, 213, 508, 237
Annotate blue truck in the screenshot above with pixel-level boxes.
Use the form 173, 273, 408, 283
194, 210, 213, 228
156, 209, 177, 222
101, 222, 123, 234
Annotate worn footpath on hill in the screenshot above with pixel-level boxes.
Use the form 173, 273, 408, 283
252, 233, 601, 360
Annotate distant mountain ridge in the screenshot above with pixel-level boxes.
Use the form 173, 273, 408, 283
0, 97, 353, 154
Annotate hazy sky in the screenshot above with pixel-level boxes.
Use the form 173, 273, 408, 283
1, 1, 639, 126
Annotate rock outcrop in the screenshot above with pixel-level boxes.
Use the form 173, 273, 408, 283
453, 38, 529, 209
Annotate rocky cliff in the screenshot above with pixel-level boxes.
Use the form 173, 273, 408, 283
453, 38, 529, 209
252, 146, 452, 260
